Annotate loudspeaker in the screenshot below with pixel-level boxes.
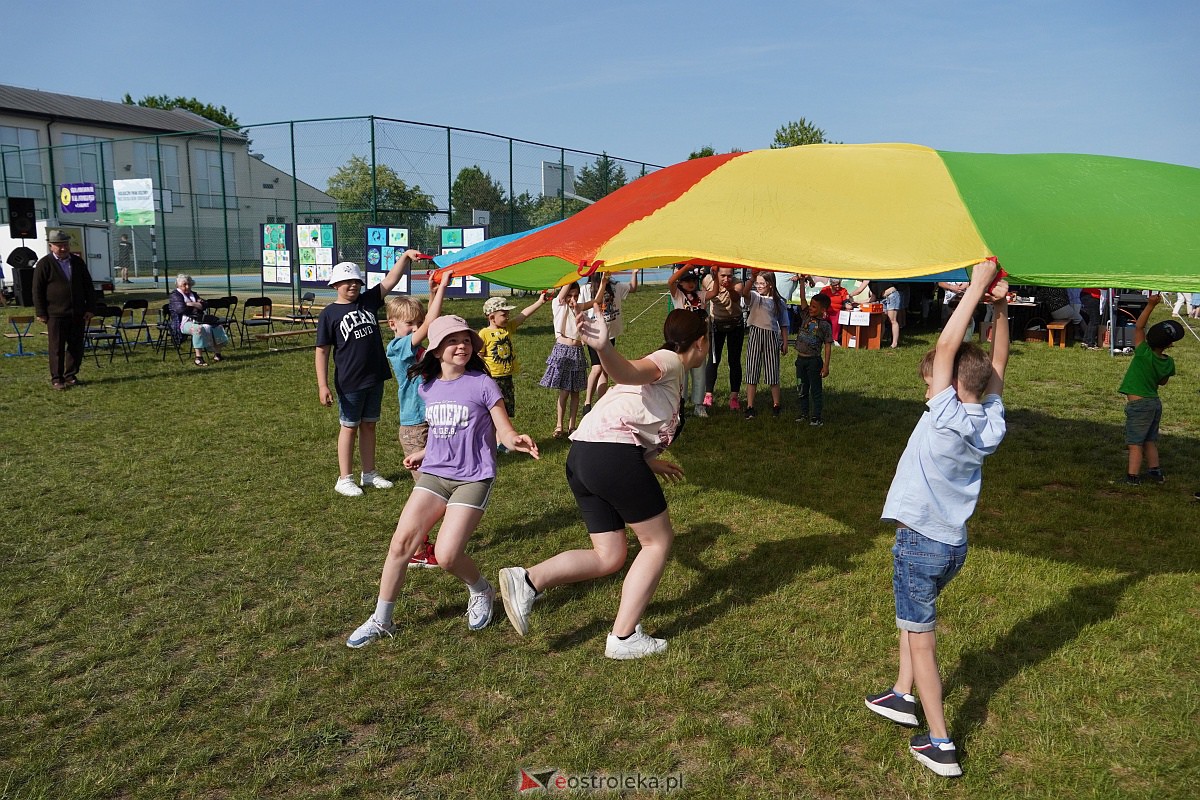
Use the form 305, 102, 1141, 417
11, 264, 34, 306
6, 246, 38, 268
7, 197, 36, 238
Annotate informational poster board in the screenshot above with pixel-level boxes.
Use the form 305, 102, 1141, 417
439, 226, 489, 299
260, 223, 293, 286
297, 222, 337, 287
364, 225, 411, 294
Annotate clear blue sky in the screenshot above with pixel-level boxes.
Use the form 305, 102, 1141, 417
10, 0, 1199, 168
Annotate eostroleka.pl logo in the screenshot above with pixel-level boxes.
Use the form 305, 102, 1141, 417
517, 768, 685, 794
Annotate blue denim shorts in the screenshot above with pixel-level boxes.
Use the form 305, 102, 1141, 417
337, 382, 384, 428
892, 527, 967, 632
883, 290, 903, 312
1124, 397, 1162, 445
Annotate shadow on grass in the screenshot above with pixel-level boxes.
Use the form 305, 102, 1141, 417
948, 572, 1142, 749
655, 524, 869, 639
678, 389, 1200, 576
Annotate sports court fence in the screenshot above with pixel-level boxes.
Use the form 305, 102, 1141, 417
1, 115, 662, 287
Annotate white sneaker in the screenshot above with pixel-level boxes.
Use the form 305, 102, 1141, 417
360, 471, 394, 489
346, 615, 395, 648
605, 624, 667, 660
467, 583, 496, 630
335, 475, 363, 497
693, 405, 708, 418
499, 566, 537, 636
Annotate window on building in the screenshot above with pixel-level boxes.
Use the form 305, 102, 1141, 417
192, 148, 236, 209
60, 133, 114, 187
1, 125, 46, 201
132, 141, 181, 193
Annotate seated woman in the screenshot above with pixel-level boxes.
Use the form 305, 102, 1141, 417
169, 274, 229, 366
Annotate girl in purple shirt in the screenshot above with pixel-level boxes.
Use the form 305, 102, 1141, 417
347, 315, 539, 648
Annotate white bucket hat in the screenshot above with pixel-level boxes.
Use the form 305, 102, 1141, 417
327, 262, 364, 286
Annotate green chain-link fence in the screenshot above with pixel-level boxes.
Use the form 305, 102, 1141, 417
2, 115, 661, 295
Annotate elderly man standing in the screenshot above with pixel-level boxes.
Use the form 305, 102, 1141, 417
33, 230, 96, 390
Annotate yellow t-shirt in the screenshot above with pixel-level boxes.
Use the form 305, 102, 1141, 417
478, 322, 519, 378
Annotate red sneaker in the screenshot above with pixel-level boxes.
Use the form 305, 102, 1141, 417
702, 392, 713, 407
409, 541, 439, 568
728, 395, 741, 411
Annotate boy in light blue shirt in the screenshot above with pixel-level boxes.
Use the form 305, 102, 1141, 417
865, 260, 1010, 778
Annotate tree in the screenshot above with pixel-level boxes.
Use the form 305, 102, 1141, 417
575, 153, 627, 201
450, 166, 507, 227
688, 145, 743, 160
122, 93, 241, 130
771, 118, 832, 148
326, 155, 437, 255
513, 192, 587, 230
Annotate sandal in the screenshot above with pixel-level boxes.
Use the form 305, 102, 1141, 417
552, 427, 565, 439
212, 353, 224, 363
194, 357, 208, 367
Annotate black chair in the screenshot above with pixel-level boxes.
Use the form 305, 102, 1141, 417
85, 305, 129, 365
207, 296, 238, 341
239, 297, 273, 346
155, 303, 186, 364
282, 292, 317, 327
114, 299, 153, 349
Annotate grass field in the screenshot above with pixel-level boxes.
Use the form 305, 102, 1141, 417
2, 289, 1198, 799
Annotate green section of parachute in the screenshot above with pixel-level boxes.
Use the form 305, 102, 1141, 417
939, 151, 1200, 290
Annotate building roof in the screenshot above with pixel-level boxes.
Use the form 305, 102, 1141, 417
0, 83, 246, 140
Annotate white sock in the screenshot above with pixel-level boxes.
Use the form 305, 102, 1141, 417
374, 599, 396, 626
468, 576, 491, 595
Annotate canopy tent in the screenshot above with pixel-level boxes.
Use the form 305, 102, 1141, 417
433, 143, 1200, 292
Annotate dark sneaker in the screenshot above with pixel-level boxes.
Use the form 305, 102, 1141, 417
744, 406, 756, 419
1120, 474, 1143, 486
810, 418, 824, 427
865, 690, 919, 727
1146, 469, 1165, 484
909, 733, 962, 777
794, 414, 809, 424
771, 405, 782, 417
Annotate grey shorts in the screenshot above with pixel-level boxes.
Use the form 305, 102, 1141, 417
413, 473, 495, 510
1124, 397, 1162, 445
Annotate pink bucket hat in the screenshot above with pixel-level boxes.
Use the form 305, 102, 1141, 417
427, 315, 484, 352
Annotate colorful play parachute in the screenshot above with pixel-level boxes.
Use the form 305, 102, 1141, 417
434, 143, 1200, 290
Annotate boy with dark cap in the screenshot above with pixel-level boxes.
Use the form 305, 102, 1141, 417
1117, 293, 1184, 485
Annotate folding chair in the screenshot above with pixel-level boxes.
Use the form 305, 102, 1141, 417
221, 296, 240, 341
282, 292, 317, 327
85, 305, 130, 365
239, 297, 274, 346
4, 315, 39, 357
155, 303, 186, 364
114, 299, 154, 349
206, 296, 234, 341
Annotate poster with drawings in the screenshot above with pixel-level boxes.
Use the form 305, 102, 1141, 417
438, 226, 490, 300
260, 223, 293, 286
364, 226, 411, 295
297, 223, 337, 287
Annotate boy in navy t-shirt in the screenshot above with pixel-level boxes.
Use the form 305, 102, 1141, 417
316, 251, 420, 496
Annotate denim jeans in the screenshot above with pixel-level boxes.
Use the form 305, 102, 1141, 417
892, 527, 967, 632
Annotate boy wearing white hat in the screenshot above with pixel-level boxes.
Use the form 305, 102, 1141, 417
315, 250, 421, 496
